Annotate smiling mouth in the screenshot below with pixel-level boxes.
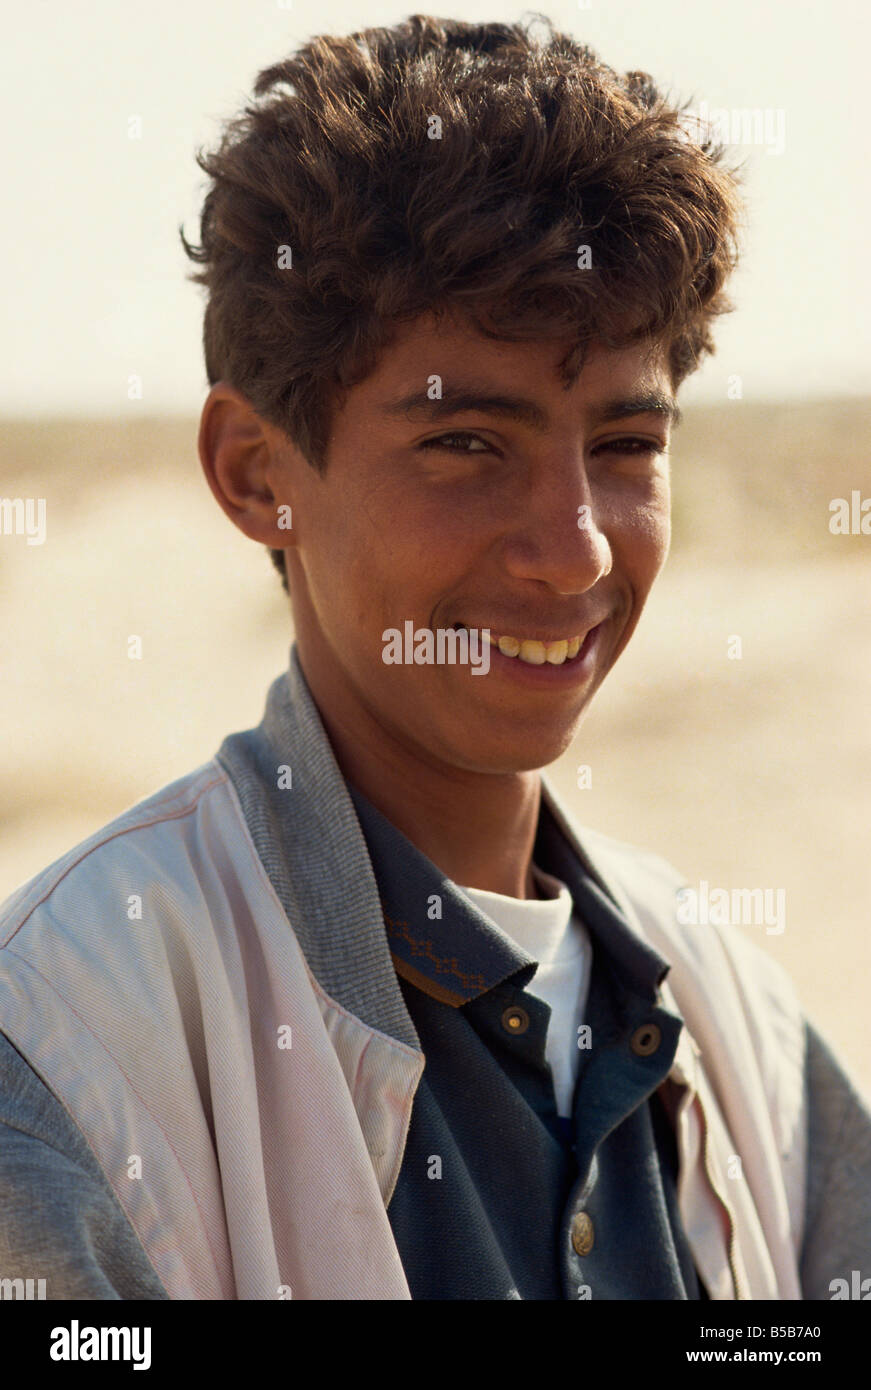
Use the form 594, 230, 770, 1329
453, 624, 589, 667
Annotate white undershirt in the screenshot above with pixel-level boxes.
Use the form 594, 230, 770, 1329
459, 866, 593, 1118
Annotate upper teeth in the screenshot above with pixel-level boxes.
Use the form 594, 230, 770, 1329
479, 631, 583, 665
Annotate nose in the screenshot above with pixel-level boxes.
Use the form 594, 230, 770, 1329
501, 455, 613, 594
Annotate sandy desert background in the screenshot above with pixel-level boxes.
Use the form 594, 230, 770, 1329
1, 399, 869, 1098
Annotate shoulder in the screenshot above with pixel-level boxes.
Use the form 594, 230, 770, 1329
0, 759, 249, 954
567, 816, 804, 1019
542, 792, 809, 1104
0, 757, 281, 1065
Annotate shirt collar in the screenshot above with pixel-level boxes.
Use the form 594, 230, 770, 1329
533, 790, 672, 1006
347, 779, 671, 1010
346, 780, 536, 1006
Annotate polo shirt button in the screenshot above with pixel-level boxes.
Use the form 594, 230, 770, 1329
501, 1005, 530, 1035
571, 1211, 595, 1256
630, 1022, 662, 1056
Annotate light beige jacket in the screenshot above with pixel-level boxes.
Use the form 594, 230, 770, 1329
0, 654, 806, 1299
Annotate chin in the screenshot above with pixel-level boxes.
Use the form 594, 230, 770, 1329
450, 725, 583, 776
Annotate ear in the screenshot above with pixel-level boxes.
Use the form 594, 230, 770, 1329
197, 382, 299, 548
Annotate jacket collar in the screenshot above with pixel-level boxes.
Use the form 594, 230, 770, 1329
217, 645, 420, 1050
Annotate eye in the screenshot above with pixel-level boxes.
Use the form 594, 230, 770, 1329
417, 431, 495, 454
591, 436, 668, 457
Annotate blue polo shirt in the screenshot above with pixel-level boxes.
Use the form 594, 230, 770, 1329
347, 780, 707, 1300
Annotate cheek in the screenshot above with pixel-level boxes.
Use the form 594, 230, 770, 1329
646, 497, 672, 563
610, 490, 671, 588
299, 481, 464, 633
352, 478, 490, 587
635, 473, 670, 539
291, 486, 377, 636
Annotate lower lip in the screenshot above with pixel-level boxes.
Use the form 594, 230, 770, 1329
479, 626, 602, 688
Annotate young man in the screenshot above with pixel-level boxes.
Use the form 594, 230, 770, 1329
1, 16, 868, 1301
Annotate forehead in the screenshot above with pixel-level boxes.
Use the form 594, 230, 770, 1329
354, 310, 673, 411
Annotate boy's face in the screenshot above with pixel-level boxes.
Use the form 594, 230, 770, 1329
280, 312, 676, 775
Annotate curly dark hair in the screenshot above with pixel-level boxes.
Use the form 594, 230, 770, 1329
181, 14, 743, 590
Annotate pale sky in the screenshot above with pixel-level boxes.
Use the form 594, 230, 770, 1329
2, 0, 868, 415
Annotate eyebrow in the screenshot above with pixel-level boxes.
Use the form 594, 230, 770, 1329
380, 384, 682, 431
